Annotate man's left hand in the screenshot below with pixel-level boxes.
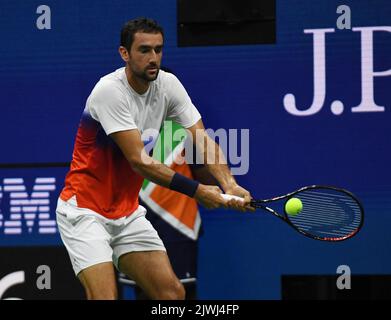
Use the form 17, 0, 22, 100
224, 184, 255, 212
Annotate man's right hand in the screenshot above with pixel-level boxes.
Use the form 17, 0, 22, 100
194, 184, 228, 209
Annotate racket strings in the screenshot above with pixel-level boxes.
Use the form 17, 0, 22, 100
288, 190, 362, 240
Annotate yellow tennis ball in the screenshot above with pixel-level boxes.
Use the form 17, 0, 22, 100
285, 198, 303, 216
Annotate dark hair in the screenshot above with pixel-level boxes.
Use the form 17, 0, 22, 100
120, 17, 164, 51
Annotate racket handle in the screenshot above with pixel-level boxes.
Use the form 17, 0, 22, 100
221, 194, 245, 202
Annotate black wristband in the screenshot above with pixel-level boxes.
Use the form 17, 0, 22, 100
169, 173, 199, 198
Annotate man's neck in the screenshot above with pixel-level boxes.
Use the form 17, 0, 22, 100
125, 65, 149, 95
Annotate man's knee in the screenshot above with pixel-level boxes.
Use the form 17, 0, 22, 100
157, 279, 185, 300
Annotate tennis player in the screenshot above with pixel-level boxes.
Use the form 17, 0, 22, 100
56, 17, 253, 300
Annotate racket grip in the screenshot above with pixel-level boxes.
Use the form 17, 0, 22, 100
221, 194, 245, 202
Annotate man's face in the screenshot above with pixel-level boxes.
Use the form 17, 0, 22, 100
128, 32, 163, 82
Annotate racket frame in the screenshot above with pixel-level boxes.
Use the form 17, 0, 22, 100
250, 185, 364, 242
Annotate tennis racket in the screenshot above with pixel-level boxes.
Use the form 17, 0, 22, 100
222, 185, 364, 242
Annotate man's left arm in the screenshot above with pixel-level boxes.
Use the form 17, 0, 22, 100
186, 119, 254, 212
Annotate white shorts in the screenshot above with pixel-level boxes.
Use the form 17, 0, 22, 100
56, 197, 166, 276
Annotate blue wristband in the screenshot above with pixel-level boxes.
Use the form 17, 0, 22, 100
169, 173, 199, 198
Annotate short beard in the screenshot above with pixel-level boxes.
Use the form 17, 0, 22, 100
133, 66, 160, 82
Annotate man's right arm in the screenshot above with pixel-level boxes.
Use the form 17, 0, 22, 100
110, 129, 174, 187
109, 129, 227, 209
